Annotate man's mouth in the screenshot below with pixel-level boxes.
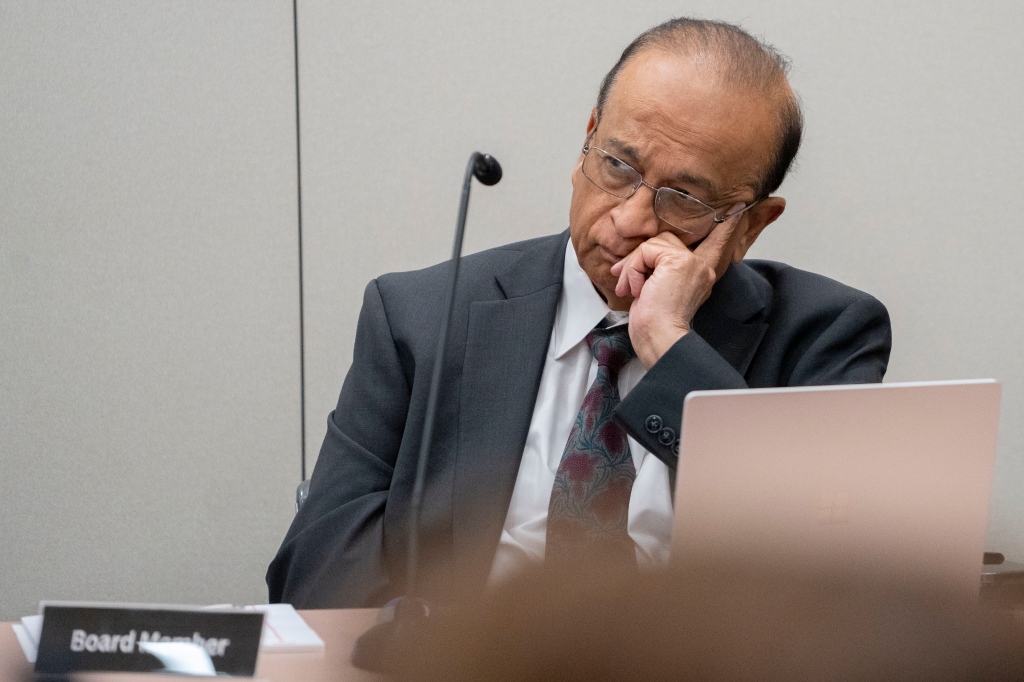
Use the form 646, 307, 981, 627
598, 245, 627, 264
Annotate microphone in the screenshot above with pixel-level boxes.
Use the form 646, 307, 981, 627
473, 153, 502, 186
351, 151, 502, 673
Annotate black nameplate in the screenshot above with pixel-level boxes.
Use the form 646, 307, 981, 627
34, 604, 264, 676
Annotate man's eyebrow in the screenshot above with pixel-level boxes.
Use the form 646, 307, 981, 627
605, 137, 719, 198
605, 138, 642, 165
672, 171, 718, 198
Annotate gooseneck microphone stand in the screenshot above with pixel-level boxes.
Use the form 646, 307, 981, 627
351, 152, 502, 673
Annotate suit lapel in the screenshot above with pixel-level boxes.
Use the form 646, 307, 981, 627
692, 261, 772, 376
452, 232, 567, 585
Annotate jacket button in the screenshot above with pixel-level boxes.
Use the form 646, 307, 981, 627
672, 439, 680, 456
645, 415, 663, 433
658, 427, 676, 446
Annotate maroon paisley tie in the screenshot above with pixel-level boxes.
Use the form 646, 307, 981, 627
546, 324, 637, 568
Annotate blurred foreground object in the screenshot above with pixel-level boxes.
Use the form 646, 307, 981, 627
982, 559, 1024, 609
398, 562, 1024, 682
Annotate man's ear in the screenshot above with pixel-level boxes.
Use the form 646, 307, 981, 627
732, 197, 786, 262
573, 109, 600, 186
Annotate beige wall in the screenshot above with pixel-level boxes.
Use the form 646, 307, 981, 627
2, 0, 1022, 620
0, 1, 301, 619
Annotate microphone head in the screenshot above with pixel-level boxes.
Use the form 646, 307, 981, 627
472, 153, 502, 186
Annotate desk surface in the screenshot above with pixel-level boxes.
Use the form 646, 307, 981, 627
0, 609, 384, 682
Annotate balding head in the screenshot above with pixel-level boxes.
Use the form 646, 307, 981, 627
596, 18, 803, 198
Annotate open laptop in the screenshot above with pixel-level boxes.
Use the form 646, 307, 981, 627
670, 380, 1001, 595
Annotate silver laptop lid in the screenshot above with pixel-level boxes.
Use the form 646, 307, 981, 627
671, 380, 1001, 594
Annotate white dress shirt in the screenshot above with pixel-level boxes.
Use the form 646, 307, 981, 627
488, 241, 674, 584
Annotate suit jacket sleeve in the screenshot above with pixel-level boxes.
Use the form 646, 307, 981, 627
266, 279, 407, 607
615, 292, 892, 469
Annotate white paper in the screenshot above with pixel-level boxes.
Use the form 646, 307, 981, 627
245, 604, 324, 653
12, 614, 43, 663
21, 614, 42, 645
11, 623, 36, 663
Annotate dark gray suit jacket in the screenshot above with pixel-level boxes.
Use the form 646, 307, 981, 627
266, 231, 892, 608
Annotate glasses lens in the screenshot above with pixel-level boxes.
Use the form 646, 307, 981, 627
583, 147, 640, 198
655, 188, 716, 236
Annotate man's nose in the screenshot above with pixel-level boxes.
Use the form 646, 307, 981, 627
609, 184, 660, 239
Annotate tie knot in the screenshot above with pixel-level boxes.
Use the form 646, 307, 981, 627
586, 325, 635, 374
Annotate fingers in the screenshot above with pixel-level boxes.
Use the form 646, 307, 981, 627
693, 203, 745, 263
609, 231, 684, 275
613, 241, 651, 298
608, 205, 745, 300
613, 243, 643, 298
611, 235, 684, 299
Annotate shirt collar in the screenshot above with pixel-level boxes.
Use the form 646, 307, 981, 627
551, 240, 628, 359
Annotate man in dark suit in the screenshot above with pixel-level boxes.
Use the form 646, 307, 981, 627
267, 18, 891, 608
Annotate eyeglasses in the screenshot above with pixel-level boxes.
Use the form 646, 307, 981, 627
580, 140, 761, 237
